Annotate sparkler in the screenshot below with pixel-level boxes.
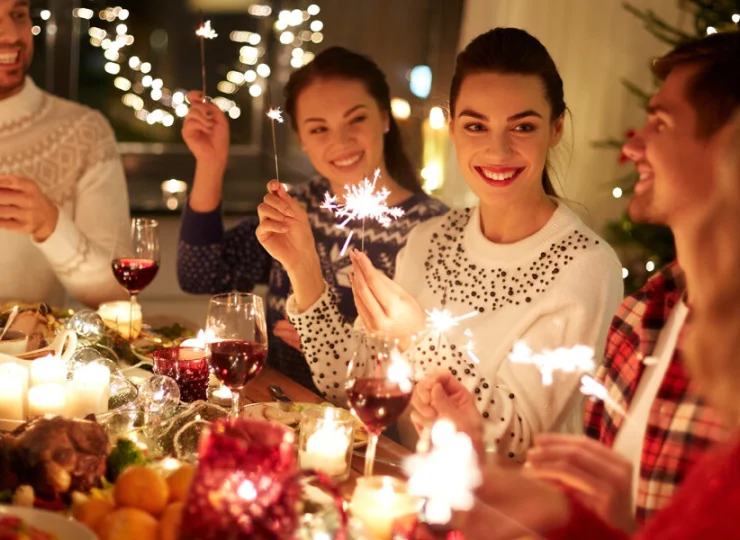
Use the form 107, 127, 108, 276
266, 107, 284, 182
580, 374, 628, 416
403, 420, 482, 525
321, 169, 405, 254
195, 18, 218, 101
508, 341, 595, 386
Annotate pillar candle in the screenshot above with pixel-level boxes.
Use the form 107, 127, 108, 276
30, 354, 67, 387
0, 362, 28, 420
28, 383, 67, 417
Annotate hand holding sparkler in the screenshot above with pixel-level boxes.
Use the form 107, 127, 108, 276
410, 370, 483, 453
349, 249, 426, 338
255, 181, 326, 312
526, 433, 637, 533
182, 91, 229, 166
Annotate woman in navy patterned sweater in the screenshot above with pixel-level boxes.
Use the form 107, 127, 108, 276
177, 47, 447, 390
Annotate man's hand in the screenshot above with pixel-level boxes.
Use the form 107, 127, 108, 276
0, 175, 59, 242
526, 433, 636, 532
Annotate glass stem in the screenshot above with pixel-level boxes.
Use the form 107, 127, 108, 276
230, 389, 241, 419
129, 294, 137, 342
364, 433, 379, 476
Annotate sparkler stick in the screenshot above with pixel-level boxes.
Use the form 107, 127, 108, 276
321, 169, 405, 254
266, 107, 283, 182
195, 18, 218, 102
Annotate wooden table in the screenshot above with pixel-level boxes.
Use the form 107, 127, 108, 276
242, 366, 411, 496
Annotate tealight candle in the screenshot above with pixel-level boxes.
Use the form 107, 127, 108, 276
298, 407, 354, 480
66, 362, 111, 417
98, 301, 143, 340
351, 476, 421, 540
28, 383, 67, 417
0, 362, 28, 420
30, 354, 67, 387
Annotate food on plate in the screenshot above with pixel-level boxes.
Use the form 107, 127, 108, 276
0, 516, 57, 540
113, 466, 169, 516
106, 439, 147, 483
0, 417, 109, 501
158, 502, 184, 540
0, 303, 60, 353
97, 507, 158, 540
10, 485, 33, 507
165, 464, 194, 503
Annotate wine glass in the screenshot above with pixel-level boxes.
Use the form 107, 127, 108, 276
111, 218, 160, 341
345, 330, 414, 476
205, 292, 268, 418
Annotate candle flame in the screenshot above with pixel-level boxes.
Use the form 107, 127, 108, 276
195, 20, 218, 39
403, 420, 482, 524
237, 479, 257, 501
266, 107, 284, 123
508, 341, 595, 386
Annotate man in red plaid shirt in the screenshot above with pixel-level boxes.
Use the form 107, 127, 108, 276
526, 32, 736, 532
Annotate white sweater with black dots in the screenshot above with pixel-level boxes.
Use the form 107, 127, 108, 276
287, 202, 624, 460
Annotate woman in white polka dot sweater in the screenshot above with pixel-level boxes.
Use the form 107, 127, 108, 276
266, 29, 623, 460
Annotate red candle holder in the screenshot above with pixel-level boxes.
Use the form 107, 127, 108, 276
151, 346, 209, 402
181, 418, 347, 539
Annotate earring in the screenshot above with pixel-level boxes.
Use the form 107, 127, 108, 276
384, 126, 390, 134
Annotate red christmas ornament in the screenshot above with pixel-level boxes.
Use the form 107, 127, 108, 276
180, 418, 347, 540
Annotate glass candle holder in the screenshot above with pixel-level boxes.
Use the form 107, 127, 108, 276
152, 346, 210, 403
298, 407, 354, 481
351, 476, 422, 540
98, 301, 143, 340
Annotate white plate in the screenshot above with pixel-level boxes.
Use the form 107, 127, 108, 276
0, 505, 96, 540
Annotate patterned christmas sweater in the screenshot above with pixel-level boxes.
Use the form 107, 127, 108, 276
177, 177, 448, 390
287, 202, 624, 460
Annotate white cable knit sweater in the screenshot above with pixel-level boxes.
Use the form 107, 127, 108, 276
288, 202, 624, 460
0, 78, 130, 307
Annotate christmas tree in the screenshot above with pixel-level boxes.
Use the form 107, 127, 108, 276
597, 1, 740, 294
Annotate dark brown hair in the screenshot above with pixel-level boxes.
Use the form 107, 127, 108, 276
284, 46, 421, 192
449, 28, 566, 197
652, 31, 740, 139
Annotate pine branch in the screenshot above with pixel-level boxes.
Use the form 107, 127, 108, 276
620, 79, 652, 108
623, 2, 694, 42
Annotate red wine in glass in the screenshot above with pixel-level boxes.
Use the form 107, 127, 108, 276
111, 258, 160, 294
209, 340, 267, 389
347, 378, 412, 435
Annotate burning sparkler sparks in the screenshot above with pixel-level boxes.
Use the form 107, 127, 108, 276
195, 19, 218, 101
580, 374, 627, 416
321, 169, 405, 254
266, 107, 284, 182
425, 308, 479, 334
404, 420, 482, 525
508, 341, 595, 386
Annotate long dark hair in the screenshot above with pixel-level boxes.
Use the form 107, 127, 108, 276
284, 46, 421, 192
449, 28, 566, 197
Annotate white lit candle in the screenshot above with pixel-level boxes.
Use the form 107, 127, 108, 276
0, 362, 28, 420
181, 329, 215, 348
299, 408, 351, 477
351, 477, 420, 539
98, 301, 143, 340
30, 354, 67, 387
67, 363, 110, 417
28, 383, 67, 417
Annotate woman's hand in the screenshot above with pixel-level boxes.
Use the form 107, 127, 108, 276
349, 249, 427, 336
256, 181, 325, 312
411, 369, 483, 451
181, 91, 230, 168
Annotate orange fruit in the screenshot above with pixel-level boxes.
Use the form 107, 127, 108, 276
97, 508, 157, 540
166, 464, 195, 503
158, 502, 185, 540
113, 466, 169, 516
72, 498, 115, 532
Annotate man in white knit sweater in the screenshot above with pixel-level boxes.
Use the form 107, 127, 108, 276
0, 0, 129, 307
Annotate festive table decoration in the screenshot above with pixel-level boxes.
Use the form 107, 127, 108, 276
298, 407, 354, 481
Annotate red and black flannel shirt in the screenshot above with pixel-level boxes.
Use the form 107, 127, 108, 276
585, 262, 727, 525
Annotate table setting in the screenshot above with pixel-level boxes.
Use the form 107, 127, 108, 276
0, 219, 482, 540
